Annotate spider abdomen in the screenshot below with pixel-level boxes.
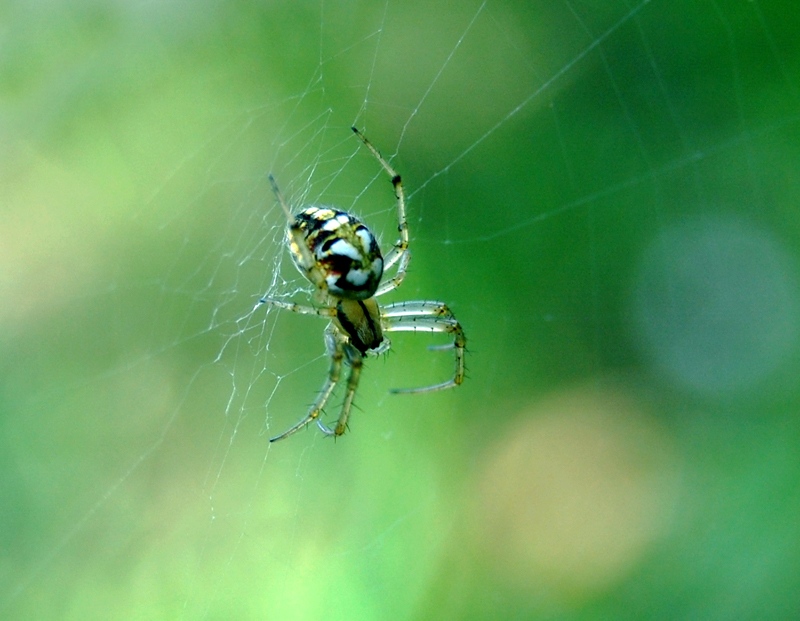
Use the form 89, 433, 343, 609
290, 206, 383, 300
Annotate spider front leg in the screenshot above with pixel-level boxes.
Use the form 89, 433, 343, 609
269, 323, 343, 442
316, 343, 363, 437
256, 297, 337, 318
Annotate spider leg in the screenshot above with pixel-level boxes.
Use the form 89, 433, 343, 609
268, 174, 330, 301
382, 242, 409, 273
352, 126, 410, 290
257, 297, 337, 318
317, 343, 363, 437
374, 249, 411, 297
269, 324, 343, 442
381, 301, 466, 394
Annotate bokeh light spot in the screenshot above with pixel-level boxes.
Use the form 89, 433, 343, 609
631, 216, 799, 396
471, 386, 680, 601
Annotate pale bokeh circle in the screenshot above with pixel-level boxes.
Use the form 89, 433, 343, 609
631, 216, 799, 396
471, 386, 680, 601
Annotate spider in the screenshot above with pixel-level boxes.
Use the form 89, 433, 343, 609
260, 126, 466, 442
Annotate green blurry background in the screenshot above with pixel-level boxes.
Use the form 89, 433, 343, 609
3, 0, 800, 619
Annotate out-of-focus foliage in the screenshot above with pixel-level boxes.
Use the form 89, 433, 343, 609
2, 1, 799, 619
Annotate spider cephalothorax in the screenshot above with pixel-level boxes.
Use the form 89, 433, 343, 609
261, 127, 466, 442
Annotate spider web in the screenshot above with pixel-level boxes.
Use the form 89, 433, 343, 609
4, 0, 800, 619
